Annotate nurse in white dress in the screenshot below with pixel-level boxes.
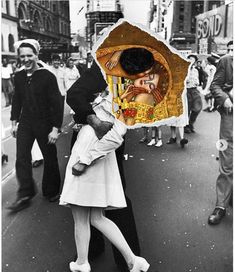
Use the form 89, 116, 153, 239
60, 92, 150, 272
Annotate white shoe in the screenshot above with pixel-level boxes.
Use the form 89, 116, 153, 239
155, 139, 163, 147
130, 256, 150, 272
147, 139, 156, 146
69, 261, 91, 272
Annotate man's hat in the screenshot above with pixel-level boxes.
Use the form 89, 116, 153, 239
207, 56, 217, 65
14, 39, 40, 54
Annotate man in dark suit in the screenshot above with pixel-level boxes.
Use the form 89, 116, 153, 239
67, 48, 154, 272
76, 52, 94, 77
208, 40, 233, 225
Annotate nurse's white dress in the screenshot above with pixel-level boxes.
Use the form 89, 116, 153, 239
60, 95, 127, 209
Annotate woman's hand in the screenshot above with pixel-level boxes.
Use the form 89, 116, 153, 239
105, 51, 122, 70
72, 162, 87, 176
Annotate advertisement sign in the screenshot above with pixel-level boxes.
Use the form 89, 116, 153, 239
40, 42, 68, 52
196, 5, 225, 39
196, 4, 233, 54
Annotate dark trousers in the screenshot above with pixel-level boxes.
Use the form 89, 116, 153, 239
60, 95, 65, 116
187, 88, 202, 125
216, 111, 233, 208
16, 118, 61, 198
70, 130, 140, 267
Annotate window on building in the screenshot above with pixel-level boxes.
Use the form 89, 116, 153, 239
61, 22, 63, 34
180, 1, 184, 12
18, 3, 27, 20
179, 12, 184, 32
2, 34, 4, 51
45, 0, 49, 9
191, 18, 196, 33
63, 24, 66, 35
43, 16, 46, 29
8, 34, 15, 52
48, 18, 53, 31
34, 10, 42, 27
54, 20, 57, 32
179, 23, 184, 32
179, 14, 184, 22
53, 3, 56, 12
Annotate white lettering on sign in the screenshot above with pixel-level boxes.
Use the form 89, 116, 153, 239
197, 14, 222, 38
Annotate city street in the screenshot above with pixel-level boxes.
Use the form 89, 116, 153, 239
1, 0, 233, 271
1, 104, 233, 272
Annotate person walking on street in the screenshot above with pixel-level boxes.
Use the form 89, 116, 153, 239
7, 39, 63, 213
167, 88, 189, 148
76, 52, 94, 76
184, 55, 202, 134
195, 60, 207, 89
208, 40, 233, 225
203, 56, 217, 112
167, 126, 188, 148
2, 57, 14, 107
65, 57, 80, 91
50, 54, 67, 115
147, 127, 163, 147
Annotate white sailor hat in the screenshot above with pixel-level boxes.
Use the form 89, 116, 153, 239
14, 39, 40, 54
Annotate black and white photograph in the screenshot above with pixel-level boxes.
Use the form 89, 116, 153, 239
1, 0, 233, 272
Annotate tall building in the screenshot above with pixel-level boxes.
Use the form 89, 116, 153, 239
148, 0, 167, 37
17, 0, 71, 61
169, 1, 204, 52
1, 0, 18, 60
86, 0, 123, 49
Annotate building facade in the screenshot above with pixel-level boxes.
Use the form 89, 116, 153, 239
86, 0, 123, 49
1, 0, 18, 60
148, 0, 167, 37
17, 0, 71, 61
169, 0, 204, 52
148, 0, 230, 55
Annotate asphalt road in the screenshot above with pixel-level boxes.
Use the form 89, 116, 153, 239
1, 107, 233, 272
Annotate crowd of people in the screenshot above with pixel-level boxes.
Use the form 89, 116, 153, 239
1, 37, 233, 272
